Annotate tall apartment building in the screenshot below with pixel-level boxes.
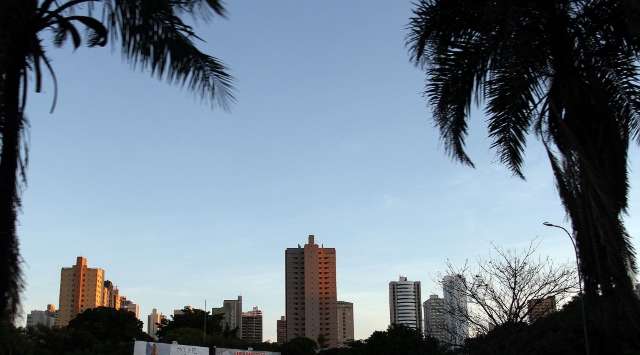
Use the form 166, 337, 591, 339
443, 274, 468, 347
389, 276, 422, 332
147, 308, 164, 339
285, 235, 338, 348
336, 301, 354, 346
120, 296, 140, 319
222, 296, 243, 335
424, 295, 447, 344
26, 304, 57, 328
56, 257, 106, 327
277, 316, 287, 344
527, 296, 556, 323
241, 306, 263, 343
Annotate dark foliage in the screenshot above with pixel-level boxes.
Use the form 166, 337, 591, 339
465, 295, 640, 355
156, 306, 222, 341
67, 307, 151, 344
281, 337, 318, 355
156, 307, 279, 351
0, 307, 150, 355
317, 325, 447, 355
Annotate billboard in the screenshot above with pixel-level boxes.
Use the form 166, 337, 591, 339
215, 348, 280, 355
133, 341, 209, 355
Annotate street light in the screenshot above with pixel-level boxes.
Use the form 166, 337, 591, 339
543, 222, 590, 355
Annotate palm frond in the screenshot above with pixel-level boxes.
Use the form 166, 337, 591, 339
171, 0, 227, 19
484, 39, 550, 178
425, 39, 486, 167
103, 0, 234, 109
408, 0, 554, 171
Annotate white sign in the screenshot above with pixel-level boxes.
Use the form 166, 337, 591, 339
133, 341, 209, 355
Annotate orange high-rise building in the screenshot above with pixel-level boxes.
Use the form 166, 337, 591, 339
285, 235, 337, 348
55, 257, 105, 327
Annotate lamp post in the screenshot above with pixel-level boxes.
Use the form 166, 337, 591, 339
203, 299, 207, 344
543, 222, 590, 355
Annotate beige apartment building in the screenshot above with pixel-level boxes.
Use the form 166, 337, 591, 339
147, 308, 165, 339
336, 301, 354, 346
55, 257, 105, 327
285, 235, 337, 348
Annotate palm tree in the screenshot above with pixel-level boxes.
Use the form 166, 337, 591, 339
407, 0, 639, 346
0, 0, 233, 322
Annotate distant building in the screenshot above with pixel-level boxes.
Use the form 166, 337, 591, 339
241, 306, 263, 343
222, 296, 243, 336
285, 235, 338, 348
102, 280, 121, 309
276, 316, 287, 345
389, 276, 422, 332
56, 256, 106, 327
147, 308, 164, 339
120, 297, 140, 319
424, 295, 447, 344
336, 301, 354, 346
26, 304, 57, 328
528, 296, 556, 323
443, 274, 468, 347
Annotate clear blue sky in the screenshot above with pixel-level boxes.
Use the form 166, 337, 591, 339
19, 0, 640, 341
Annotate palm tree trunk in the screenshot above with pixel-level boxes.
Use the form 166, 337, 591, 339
548, 79, 640, 351
0, 3, 26, 322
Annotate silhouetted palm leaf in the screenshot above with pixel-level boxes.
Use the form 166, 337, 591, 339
103, 0, 234, 108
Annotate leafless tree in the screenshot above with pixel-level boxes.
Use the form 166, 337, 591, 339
437, 241, 578, 338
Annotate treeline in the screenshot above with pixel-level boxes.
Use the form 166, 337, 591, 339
1, 307, 150, 355
2, 297, 639, 355
0, 306, 278, 355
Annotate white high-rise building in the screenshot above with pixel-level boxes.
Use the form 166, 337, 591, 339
120, 297, 140, 319
424, 295, 447, 343
26, 304, 57, 328
147, 308, 164, 339
389, 276, 422, 331
443, 274, 468, 347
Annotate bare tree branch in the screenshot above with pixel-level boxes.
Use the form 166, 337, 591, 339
437, 241, 578, 339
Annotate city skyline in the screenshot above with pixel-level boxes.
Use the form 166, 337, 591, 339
16, 0, 640, 344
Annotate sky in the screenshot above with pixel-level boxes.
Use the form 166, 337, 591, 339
18, 0, 640, 342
